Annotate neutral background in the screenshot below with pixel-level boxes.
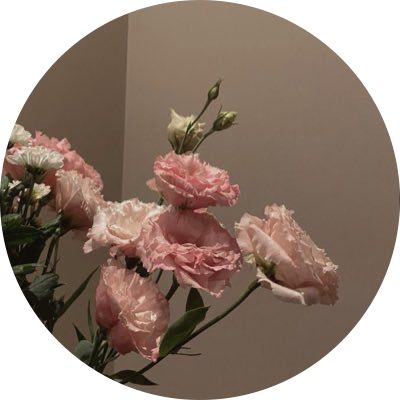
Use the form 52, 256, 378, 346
11, 1, 399, 399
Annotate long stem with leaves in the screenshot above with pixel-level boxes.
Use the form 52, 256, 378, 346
136, 280, 260, 376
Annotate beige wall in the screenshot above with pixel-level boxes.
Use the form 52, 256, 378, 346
17, 16, 128, 351
118, 2, 398, 399
11, 2, 399, 399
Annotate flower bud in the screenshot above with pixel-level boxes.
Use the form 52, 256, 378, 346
167, 109, 205, 152
207, 79, 222, 103
212, 111, 237, 131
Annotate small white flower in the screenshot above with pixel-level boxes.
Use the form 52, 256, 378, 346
8, 180, 21, 190
9, 124, 32, 146
6, 146, 64, 172
32, 183, 51, 201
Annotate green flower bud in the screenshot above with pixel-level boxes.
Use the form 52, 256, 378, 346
212, 111, 237, 131
207, 79, 222, 102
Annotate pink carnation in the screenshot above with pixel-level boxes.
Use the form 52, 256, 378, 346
33, 131, 103, 189
235, 204, 338, 306
137, 208, 242, 297
84, 198, 164, 256
147, 151, 240, 209
95, 259, 170, 361
55, 170, 105, 231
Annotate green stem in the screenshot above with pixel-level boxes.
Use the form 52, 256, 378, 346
50, 236, 60, 273
192, 128, 215, 153
44, 235, 58, 269
89, 329, 103, 368
165, 275, 179, 301
22, 183, 34, 222
178, 100, 211, 154
155, 269, 163, 284
138, 280, 261, 375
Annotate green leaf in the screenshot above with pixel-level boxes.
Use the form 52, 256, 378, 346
1, 176, 9, 191
87, 301, 94, 341
73, 324, 87, 342
12, 263, 44, 276
1, 214, 22, 230
159, 306, 209, 358
110, 370, 156, 386
41, 215, 62, 238
26, 273, 59, 300
56, 267, 98, 319
2, 214, 44, 247
185, 288, 204, 311
74, 340, 93, 364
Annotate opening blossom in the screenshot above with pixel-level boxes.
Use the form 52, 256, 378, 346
167, 109, 205, 152
137, 208, 242, 297
31, 183, 51, 201
9, 124, 32, 146
147, 151, 240, 209
95, 259, 170, 361
235, 204, 338, 306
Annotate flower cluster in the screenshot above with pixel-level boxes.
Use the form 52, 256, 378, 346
2, 124, 106, 334
2, 80, 338, 386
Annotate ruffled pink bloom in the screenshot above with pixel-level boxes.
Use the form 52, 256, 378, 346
147, 151, 240, 209
3, 146, 24, 179
235, 204, 338, 306
55, 170, 105, 231
95, 259, 170, 361
137, 208, 242, 297
84, 198, 164, 256
33, 131, 103, 189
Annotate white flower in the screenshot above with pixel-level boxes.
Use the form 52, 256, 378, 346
9, 124, 32, 146
6, 146, 64, 172
167, 109, 205, 152
8, 180, 21, 190
32, 183, 51, 201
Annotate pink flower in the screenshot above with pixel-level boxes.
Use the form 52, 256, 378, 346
3, 146, 24, 179
137, 208, 242, 297
147, 151, 240, 209
55, 170, 105, 231
84, 198, 164, 256
33, 131, 103, 189
235, 204, 338, 306
95, 259, 170, 361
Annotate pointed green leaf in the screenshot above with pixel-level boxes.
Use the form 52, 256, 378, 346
1, 214, 21, 230
26, 273, 59, 300
159, 306, 209, 358
1, 176, 9, 191
74, 340, 93, 364
41, 215, 62, 238
3, 224, 44, 246
12, 263, 44, 276
56, 267, 98, 319
185, 288, 204, 311
110, 370, 156, 386
87, 301, 94, 341
73, 324, 87, 342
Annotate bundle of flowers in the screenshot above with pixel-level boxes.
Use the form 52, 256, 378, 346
1, 80, 338, 386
